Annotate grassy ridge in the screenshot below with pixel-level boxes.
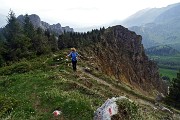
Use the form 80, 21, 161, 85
0, 52, 103, 120
0, 51, 179, 119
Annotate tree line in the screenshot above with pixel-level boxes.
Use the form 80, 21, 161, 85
0, 10, 105, 67
166, 70, 180, 109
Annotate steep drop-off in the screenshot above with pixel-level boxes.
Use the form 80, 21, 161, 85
83, 25, 167, 95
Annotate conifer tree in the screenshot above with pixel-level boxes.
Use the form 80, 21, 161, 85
49, 34, 58, 52
32, 27, 51, 55
167, 70, 180, 108
3, 10, 30, 61
0, 41, 5, 67
3, 10, 31, 61
24, 14, 35, 39
3, 10, 22, 43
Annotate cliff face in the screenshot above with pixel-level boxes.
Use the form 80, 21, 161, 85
86, 25, 167, 95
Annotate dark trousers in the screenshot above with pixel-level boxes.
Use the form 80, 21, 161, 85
72, 60, 77, 71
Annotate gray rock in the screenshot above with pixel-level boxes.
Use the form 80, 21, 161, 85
17, 14, 74, 35
29, 14, 41, 28
62, 26, 74, 33
41, 21, 50, 30
49, 23, 63, 35
155, 93, 165, 102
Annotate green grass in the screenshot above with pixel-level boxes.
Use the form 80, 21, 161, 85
149, 54, 180, 70
159, 68, 178, 80
0, 52, 104, 120
0, 69, 101, 120
148, 54, 179, 80
0, 51, 179, 119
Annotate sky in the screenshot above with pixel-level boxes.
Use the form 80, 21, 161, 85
0, 0, 180, 30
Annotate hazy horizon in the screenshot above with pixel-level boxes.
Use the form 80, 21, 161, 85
0, 0, 180, 31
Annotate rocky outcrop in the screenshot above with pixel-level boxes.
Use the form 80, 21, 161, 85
29, 14, 42, 28
17, 14, 74, 35
85, 25, 167, 95
62, 26, 74, 33
49, 23, 63, 35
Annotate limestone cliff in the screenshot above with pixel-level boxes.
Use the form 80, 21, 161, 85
17, 14, 74, 35
84, 25, 167, 95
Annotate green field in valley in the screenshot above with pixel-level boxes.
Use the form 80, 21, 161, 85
159, 68, 178, 80
148, 54, 180, 80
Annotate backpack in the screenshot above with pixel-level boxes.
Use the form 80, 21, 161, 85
71, 52, 78, 61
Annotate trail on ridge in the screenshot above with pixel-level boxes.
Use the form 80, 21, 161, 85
77, 66, 155, 108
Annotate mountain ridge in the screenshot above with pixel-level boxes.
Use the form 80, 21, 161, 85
17, 14, 74, 35
145, 45, 180, 56
121, 2, 180, 27
80, 25, 167, 95
123, 2, 180, 51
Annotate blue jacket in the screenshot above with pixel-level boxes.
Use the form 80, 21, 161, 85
68, 51, 79, 61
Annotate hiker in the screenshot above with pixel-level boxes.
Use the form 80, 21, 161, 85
66, 48, 79, 71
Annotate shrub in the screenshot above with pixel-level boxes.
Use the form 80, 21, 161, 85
12, 62, 31, 74
0, 66, 13, 75
0, 55, 5, 67
0, 62, 31, 75
0, 96, 18, 117
111, 99, 141, 120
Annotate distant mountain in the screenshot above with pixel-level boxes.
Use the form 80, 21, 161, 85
145, 45, 180, 56
122, 3, 180, 51
17, 14, 74, 35
121, 3, 179, 27
154, 4, 180, 24
129, 21, 180, 50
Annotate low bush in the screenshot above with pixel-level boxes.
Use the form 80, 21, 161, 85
12, 62, 31, 74
0, 96, 18, 117
112, 99, 141, 120
0, 62, 31, 75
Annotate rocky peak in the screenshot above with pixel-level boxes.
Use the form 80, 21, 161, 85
85, 25, 167, 95
17, 14, 74, 35
62, 26, 74, 33
49, 23, 63, 35
28, 14, 41, 28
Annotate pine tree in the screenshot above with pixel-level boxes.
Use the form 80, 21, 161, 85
167, 70, 180, 108
3, 10, 22, 43
0, 41, 5, 67
24, 14, 35, 39
3, 10, 31, 61
32, 27, 51, 55
49, 34, 58, 52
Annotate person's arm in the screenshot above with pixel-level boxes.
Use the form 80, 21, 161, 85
66, 52, 72, 58
77, 52, 82, 58
76, 52, 82, 60
76, 52, 79, 56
